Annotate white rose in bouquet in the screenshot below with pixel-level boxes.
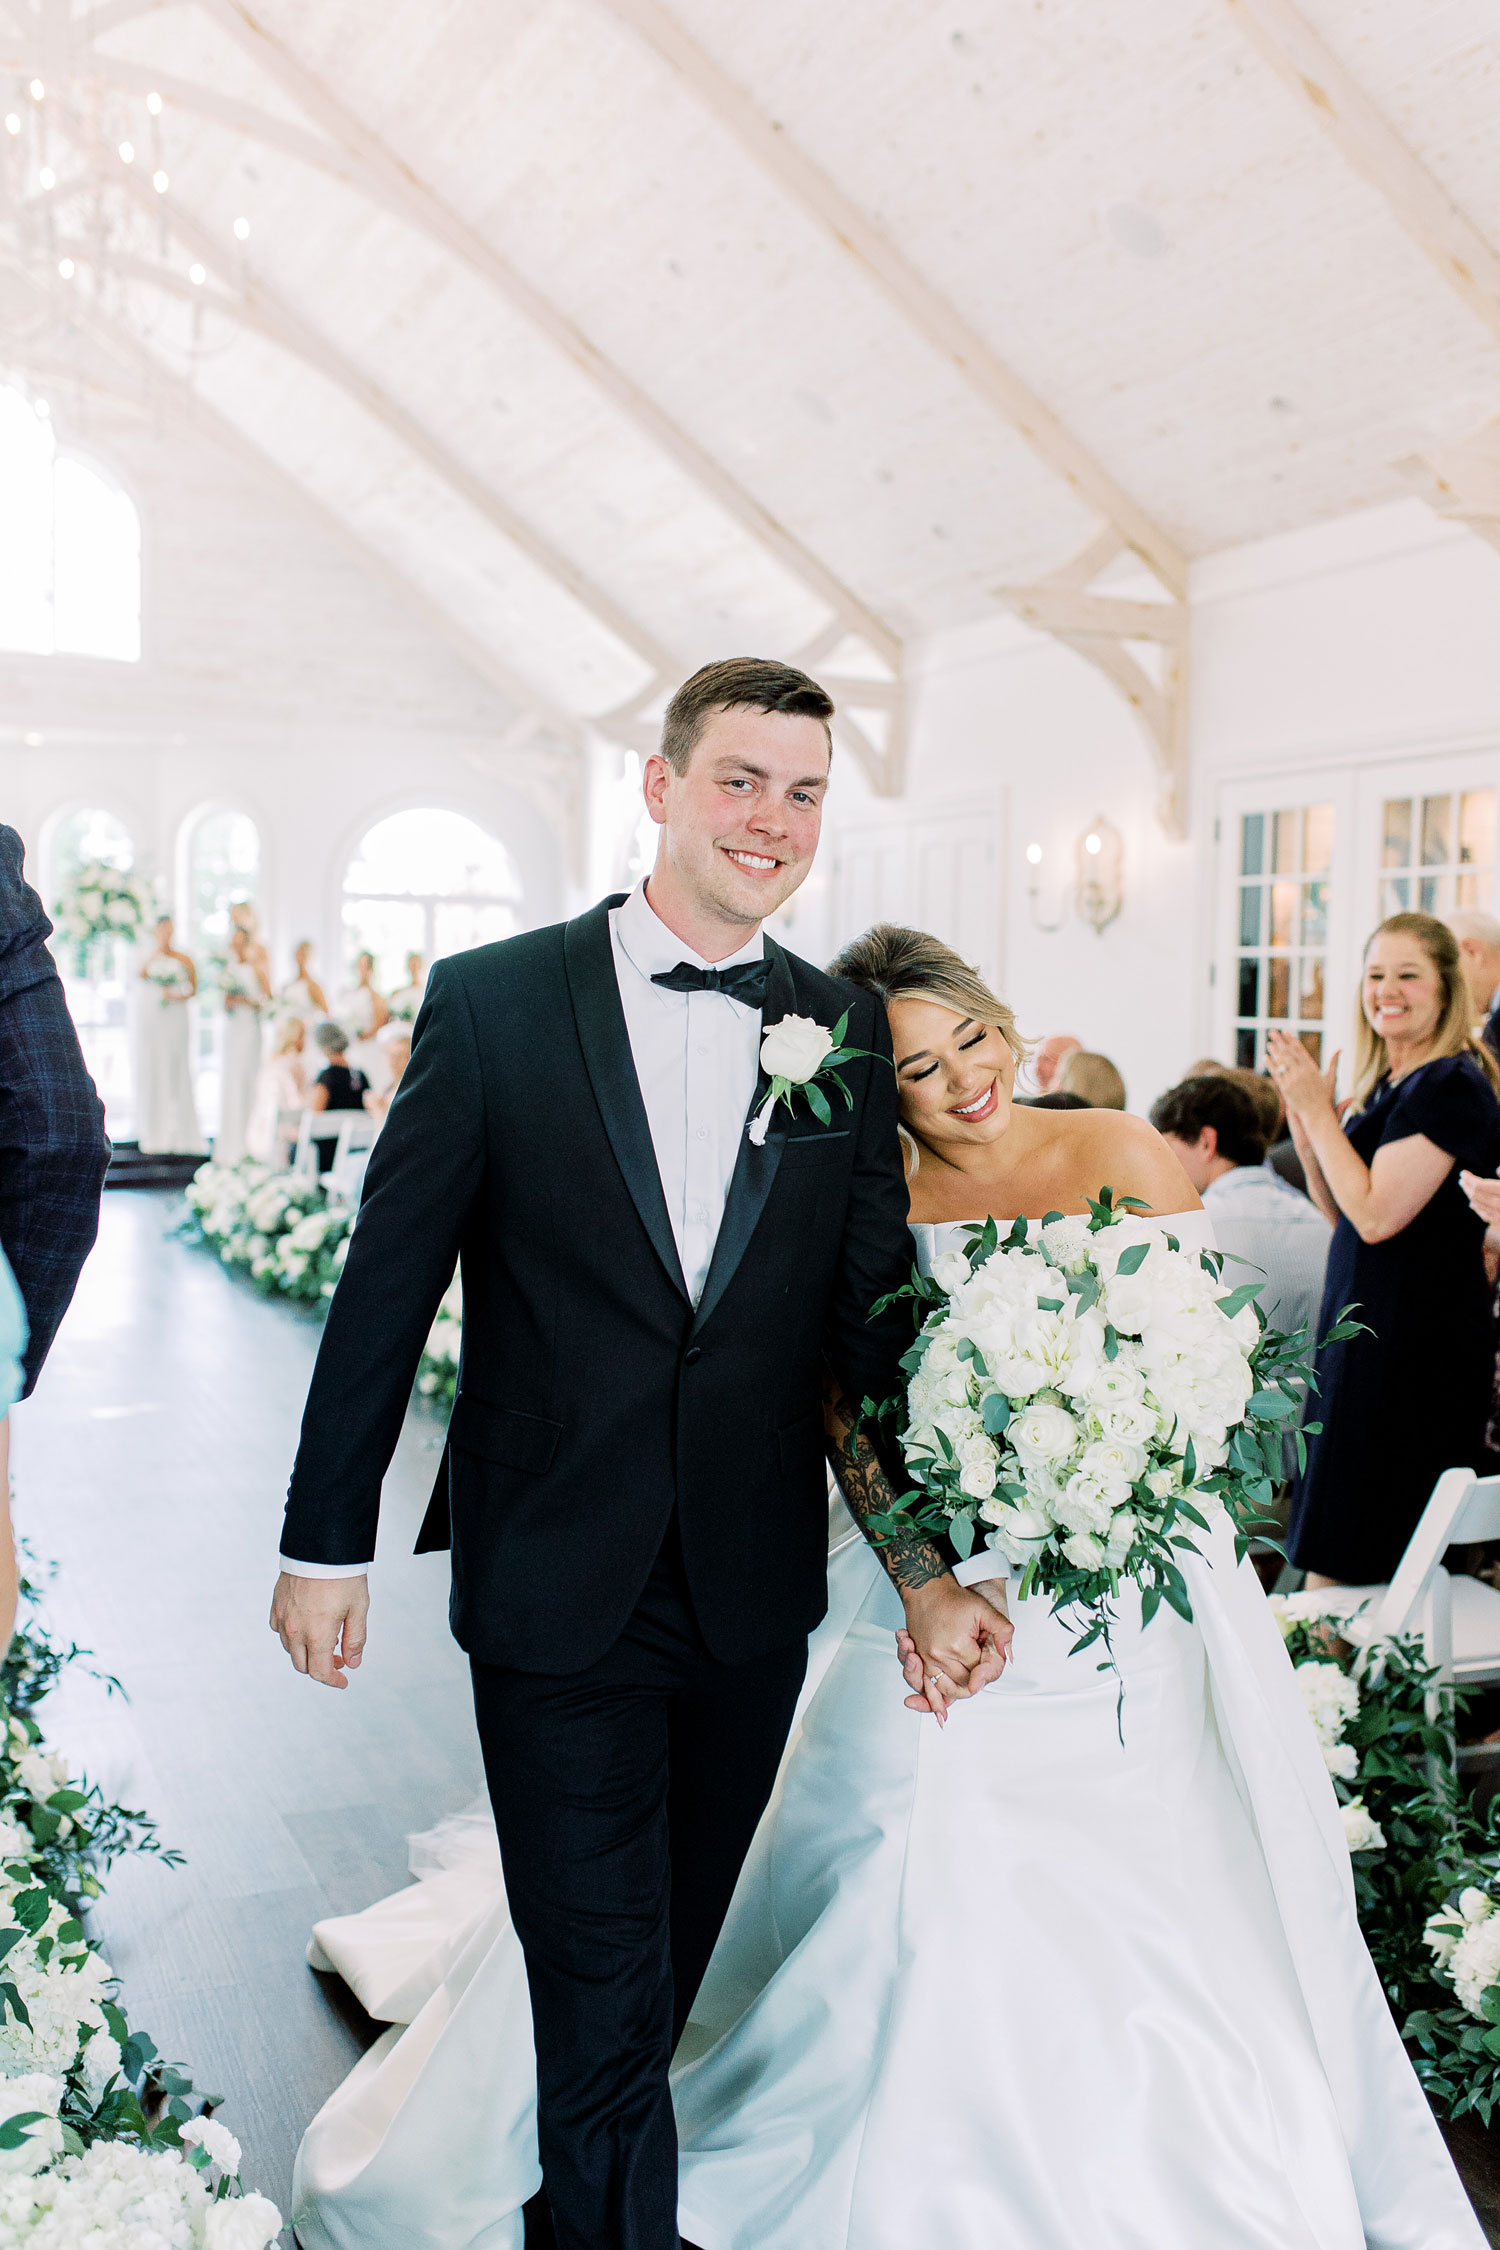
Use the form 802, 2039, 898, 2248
1063, 1531, 1108, 1571
1008, 1401, 1079, 1472
16, 1750, 68, 1805
928, 1250, 970, 1295
1051, 1472, 1118, 1538
1339, 1800, 1386, 1855
759, 1015, 834, 1084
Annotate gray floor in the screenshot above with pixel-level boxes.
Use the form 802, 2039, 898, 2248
9, 1190, 483, 2226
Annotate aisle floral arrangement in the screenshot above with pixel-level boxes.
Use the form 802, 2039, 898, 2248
177, 1159, 456, 1398
0, 1562, 281, 2244
49, 867, 153, 977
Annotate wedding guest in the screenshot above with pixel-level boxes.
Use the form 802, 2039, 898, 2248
1150, 1075, 1329, 1338
1272, 912, 1500, 1589
364, 1028, 412, 1126
281, 941, 329, 1026
336, 951, 389, 1088
136, 917, 205, 1157
1056, 1049, 1126, 1110
1031, 1032, 1081, 1094
1448, 908, 1500, 1058
247, 1016, 309, 1167
0, 1243, 25, 1650
0, 825, 109, 1394
216, 925, 270, 1166
387, 951, 427, 1024
1184, 1054, 1306, 1194
308, 1022, 370, 1174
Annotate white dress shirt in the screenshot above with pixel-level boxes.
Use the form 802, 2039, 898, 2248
282, 882, 766, 1578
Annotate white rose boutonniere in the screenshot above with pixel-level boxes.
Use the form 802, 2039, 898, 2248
748, 1007, 882, 1146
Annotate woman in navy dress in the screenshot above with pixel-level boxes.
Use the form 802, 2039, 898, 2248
1270, 912, 1500, 1587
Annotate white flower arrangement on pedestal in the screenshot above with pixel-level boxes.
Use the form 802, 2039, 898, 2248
50, 866, 152, 975
865, 1190, 1359, 1666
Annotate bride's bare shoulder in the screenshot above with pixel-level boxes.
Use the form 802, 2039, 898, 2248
1056, 1107, 1201, 1215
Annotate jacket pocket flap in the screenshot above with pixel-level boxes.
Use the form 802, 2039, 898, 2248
449, 1395, 562, 1474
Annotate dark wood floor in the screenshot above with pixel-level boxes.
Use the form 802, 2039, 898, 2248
11, 1192, 1500, 2244
9, 1191, 482, 2229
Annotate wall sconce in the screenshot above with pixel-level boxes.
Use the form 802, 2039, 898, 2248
1025, 815, 1125, 935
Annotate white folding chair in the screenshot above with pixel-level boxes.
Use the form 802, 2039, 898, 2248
291, 1111, 346, 1179
1316, 1468, 1500, 1774
326, 1114, 377, 1203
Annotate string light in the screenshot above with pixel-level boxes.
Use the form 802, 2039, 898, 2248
4, 114, 20, 136
188, 261, 206, 285
1084, 831, 1103, 856
28, 79, 44, 101
118, 140, 134, 164
145, 90, 162, 116
57, 257, 74, 279
38, 165, 55, 189
153, 169, 169, 193
232, 215, 250, 241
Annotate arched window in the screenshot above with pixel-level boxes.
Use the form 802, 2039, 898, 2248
47, 806, 138, 1134
342, 808, 521, 987
0, 385, 141, 661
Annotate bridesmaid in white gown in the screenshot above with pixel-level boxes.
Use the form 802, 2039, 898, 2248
215, 925, 271, 1165
135, 916, 205, 1155
336, 951, 390, 1090
292, 929, 1483, 2250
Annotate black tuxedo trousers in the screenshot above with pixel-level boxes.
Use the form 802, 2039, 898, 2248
282, 899, 913, 2250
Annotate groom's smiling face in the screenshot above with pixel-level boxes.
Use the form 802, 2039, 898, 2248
644, 704, 830, 944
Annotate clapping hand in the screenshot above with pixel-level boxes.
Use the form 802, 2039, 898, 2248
895, 1576, 1012, 1723
1266, 1029, 1341, 1129
1460, 1169, 1500, 1228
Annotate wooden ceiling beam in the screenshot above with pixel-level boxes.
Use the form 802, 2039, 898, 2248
190, 0, 904, 673
598, 0, 1188, 600
1224, 0, 1500, 346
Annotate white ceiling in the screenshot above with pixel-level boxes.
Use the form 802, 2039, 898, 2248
2, 0, 1498, 751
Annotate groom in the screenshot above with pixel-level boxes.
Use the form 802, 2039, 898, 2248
271, 658, 1008, 2250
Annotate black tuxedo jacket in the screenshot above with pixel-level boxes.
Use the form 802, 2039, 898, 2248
281, 896, 914, 1672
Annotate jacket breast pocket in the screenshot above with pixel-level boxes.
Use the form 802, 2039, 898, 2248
448, 1393, 562, 1475
781, 1130, 851, 1157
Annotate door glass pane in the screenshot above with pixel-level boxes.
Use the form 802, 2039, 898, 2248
1298, 1031, 1323, 1063
1272, 812, 1298, 874
1460, 790, 1497, 868
1270, 882, 1295, 946
1267, 958, 1290, 1018
1239, 886, 1261, 946
1419, 874, 1440, 914
1382, 798, 1411, 869
1240, 814, 1264, 878
1303, 803, 1334, 875
1458, 870, 1483, 907
1298, 957, 1324, 1020
1238, 958, 1259, 1016
1235, 1028, 1258, 1068
1421, 795, 1452, 868
1300, 879, 1327, 947
1383, 875, 1410, 913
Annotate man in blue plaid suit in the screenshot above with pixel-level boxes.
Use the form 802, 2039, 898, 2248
0, 826, 110, 1394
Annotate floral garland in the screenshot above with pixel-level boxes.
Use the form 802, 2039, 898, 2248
49, 866, 153, 977
0, 1561, 281, 2244
177, 1160, 455, 1393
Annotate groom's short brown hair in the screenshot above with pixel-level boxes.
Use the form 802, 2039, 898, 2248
660, 658, 834, 776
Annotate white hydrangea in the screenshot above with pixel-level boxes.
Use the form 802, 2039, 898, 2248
179, 2117, 240, 2174
1294, 1661, 1361, 1756
203, 2192, 282, 2250
1426, 1887, 1497, 1978
1038, 1214, 1093, 1272
0, 1901, 112, 2079
0, 2077, 63, 2179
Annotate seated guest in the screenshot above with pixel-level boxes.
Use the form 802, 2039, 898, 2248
1184, 1053, 1307, 1195
1448, 908, 1500, 1058
1057, 1049, 1126, 1110
364, 1029, 412, 1126
1150, 1074, 1329, 1339
308, 1022, 370, 1173
247, 1016, 310, 1167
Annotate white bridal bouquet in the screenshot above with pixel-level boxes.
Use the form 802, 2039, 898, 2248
142, 957, 188, 1005
866, 1190, 1357, 1659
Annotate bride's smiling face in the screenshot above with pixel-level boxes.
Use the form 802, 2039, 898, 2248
888, 997, 1016, 1153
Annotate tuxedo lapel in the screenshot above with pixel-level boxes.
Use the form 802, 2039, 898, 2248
690, 938, 797, 1337
564, 898, 690, 1304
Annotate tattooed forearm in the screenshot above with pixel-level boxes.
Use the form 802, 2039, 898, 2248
824, 1390, 950, 1595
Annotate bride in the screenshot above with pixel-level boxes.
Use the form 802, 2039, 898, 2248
293, 927, 1481, 2250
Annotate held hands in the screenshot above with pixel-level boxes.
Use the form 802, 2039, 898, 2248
269, 1572, 369, 1689
895, 1574, 1012, 1724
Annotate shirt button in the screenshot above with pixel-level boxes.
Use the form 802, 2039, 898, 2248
695, 1125, 709, 1140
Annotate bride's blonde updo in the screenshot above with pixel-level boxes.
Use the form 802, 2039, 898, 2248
829, 925, 1029, 1173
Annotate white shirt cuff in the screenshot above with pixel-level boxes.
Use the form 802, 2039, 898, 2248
279, 1555, 370, 1578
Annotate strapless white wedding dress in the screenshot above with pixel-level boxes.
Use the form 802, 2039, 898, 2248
292, 1214, 1482, 2250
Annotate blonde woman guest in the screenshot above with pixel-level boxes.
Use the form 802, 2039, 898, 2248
247, 1016, 310, 1167
216, 924, 271, 1166
136, 917, 205, 1156
281, 941, 329, 1027
1271, 912, 1500, 1589
1057, 1048, 1126, 1110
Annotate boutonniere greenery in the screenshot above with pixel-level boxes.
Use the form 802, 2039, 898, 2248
749, 1010, 879, 1146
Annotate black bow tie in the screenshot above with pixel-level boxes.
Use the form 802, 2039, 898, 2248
651, 958, 770, 1007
